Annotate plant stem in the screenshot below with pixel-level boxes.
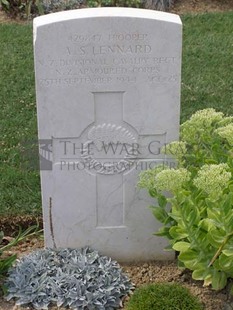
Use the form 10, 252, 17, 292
208, 232, 233, 267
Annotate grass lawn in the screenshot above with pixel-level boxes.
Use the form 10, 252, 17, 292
0, 11, 233, 216
181, 12, 233, 121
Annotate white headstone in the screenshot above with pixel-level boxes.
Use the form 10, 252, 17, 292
34, 8, 182, 261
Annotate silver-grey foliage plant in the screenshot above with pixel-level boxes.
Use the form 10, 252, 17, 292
5, 247, 133, 310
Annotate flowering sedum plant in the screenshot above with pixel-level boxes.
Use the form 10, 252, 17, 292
138, 108, 233, 291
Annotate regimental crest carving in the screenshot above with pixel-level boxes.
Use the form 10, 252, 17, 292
88, 123, 137, 150
81, 123, 138, 175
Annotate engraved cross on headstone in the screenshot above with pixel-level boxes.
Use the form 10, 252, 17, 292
78, 91, 166, 229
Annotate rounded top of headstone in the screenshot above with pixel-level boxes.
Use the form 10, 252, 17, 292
33, 8, 182, 28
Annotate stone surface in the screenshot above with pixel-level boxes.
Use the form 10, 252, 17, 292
33, 8, 182, 261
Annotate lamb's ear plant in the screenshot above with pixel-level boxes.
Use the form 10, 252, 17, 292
5, 247, 133, 309
138, 108, 233, 291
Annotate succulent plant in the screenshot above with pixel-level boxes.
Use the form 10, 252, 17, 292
5, 247, 133, 310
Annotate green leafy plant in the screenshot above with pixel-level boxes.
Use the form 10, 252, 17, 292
0, 231, 16, 283
115, 0, 142, 7
0, 0, 44, 19
42, 0, 83, 14
24, 0, 44, 18
138, 108, 233, 290
0, 225, 42, 294
126, 283, 203, 310
86, 0, 170, 8
86, 0, 142, 8
144, 0, 173, 11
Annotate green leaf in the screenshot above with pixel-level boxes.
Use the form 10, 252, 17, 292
213, 259, 221, 271
204, 274, 212, 287
178, 249, 199, 270
149, 188, 157, 198
222, 192, 233, 216
0, 225, 42, 252
1, 0, 10, 9
172, 241, 190, 252
0, 254, 17, 274
219, 254, 233, 271
222, 249, 233, 257
226, 216, 233, 233
207, 228, 226, 248
177, 259, 185, 269
198, 218, 215, 232
169, 226, 188, 240
192, 268, 209, 281
207, 208, 222, 226
187, 205, 200, 226
169, 212, 181, 222
164, 244, 173, 251
212, 270, 227, 290
157, 194, 167, 208
178, 199, 200, 227
205, 198, 216, 209
155, 227, 171, 238
229, 184, 233, 193
149, 206, 168, 224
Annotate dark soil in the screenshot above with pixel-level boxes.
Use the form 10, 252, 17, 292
170, 0, 233, 14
